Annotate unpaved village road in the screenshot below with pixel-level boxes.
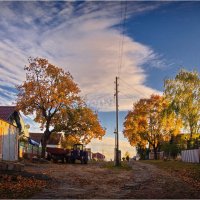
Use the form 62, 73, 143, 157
27, 161, 200, 199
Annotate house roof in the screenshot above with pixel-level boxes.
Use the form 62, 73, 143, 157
92, 152, 105, 159
0, 106, 16, 122
29, 132, 62, 145
29, 132, 43, 144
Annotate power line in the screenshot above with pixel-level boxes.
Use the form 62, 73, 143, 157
117, 1, 127, 77
83, 83, 115, 98
85, 93, 115, 112
119, 90, 137, 100
120, 78, 149, 98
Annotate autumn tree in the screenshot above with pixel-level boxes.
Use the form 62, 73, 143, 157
58, 106, 105, 147
17, 57, 105, 157
123, 95, 182, 159
164, 69, 200, 139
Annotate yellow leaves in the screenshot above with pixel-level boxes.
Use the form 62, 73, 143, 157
123, 94, 182, 149
58, 105, 105, 147
164, 69, 200, 136
0, 174, 47, 199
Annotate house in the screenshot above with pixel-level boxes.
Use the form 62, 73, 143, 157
23, 132, 65, 158
0, 106, 29, 136
0, 106, 20, 161
0, 118, 18, 161
22, 132, 65, 158
92, 152, 105, 161
149, 151, 164, 160
0, 106, 29, 161
29, 132, 65, 148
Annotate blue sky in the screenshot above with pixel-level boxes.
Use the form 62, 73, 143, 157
0, 1, 200, 159
127, 1, 200, 91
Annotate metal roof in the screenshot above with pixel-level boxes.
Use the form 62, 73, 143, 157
0, 106, 16, 122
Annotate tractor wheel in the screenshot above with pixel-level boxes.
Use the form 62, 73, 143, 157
65, 156, 70, 164
83, 158, 88, 164
84, 160, 88, 164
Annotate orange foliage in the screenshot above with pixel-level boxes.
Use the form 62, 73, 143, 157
17, 57, 80, 129
123, 95, 182, 151
59, 106, 106, 146
16, 57, 105, 157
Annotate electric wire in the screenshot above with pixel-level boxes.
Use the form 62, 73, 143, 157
119, 78, 150, 99
117, 1, 127, 78
119, 90, 137, 101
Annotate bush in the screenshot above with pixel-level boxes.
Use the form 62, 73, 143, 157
161, 142, 180, 159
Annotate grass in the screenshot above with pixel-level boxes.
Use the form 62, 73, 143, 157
140, 160, 200, 185
101, 161, 132, 171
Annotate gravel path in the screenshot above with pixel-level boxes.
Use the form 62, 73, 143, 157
123, 161, 200, 199
28, 161, 200, 199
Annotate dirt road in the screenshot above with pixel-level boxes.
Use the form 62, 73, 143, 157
28, 161, 200, 199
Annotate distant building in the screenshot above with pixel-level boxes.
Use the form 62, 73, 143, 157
92, 152, 105, 161
29, 132, 64, 148
149, 151, 164, 160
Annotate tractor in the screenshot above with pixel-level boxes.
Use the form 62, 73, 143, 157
70, 144, 88, 164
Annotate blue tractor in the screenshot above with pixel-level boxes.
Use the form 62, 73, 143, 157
70, 144, 88, 164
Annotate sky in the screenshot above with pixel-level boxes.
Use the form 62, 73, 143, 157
0, 1, 200, 160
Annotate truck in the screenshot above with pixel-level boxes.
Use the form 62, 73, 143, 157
46, 143, 88, 164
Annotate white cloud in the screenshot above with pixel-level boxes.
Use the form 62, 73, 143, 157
87, 136, 136, 161
0, 1, 165, 120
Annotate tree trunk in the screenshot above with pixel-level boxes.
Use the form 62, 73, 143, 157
189, 119, 195, 140
41, 130, 51, 158
190, 128, 193, 141
41, 137, 47, 158
153, 147, 158, 160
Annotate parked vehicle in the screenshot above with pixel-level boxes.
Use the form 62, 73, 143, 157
70, 144, 88, 164
46, 147, 70, 163
46, 143, 88, 164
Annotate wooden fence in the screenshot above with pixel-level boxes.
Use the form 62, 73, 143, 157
181, 148, 200, 163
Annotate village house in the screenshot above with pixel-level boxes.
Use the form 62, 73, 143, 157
29, 132, 65, 148
21, 132, 65, 158
0, 106, 29, 161
92, 152, 105, 161
0, 118, 18, 161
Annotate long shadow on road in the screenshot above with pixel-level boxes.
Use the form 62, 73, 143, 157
30, 161, 200, 199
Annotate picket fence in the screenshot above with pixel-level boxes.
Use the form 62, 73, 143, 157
181, 148, 200, 163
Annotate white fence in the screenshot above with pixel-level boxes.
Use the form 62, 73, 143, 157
181, 148, 200, 163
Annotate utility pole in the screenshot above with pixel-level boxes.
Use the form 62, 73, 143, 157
115, 76, 120, 166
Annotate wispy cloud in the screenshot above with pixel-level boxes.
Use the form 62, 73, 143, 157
0, 1, 164, 112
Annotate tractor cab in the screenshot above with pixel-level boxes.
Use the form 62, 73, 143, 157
73, 143, 83, 151
70, 143, 88, 164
